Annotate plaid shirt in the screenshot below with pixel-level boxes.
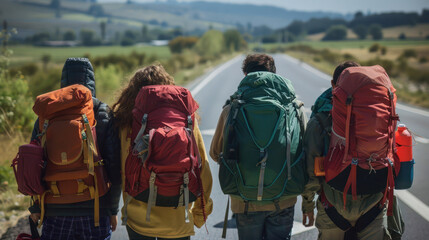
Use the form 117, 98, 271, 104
41, 216, 111, 240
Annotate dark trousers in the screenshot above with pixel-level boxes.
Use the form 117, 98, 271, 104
235, 206, 295, 240
126, 225, 190, 240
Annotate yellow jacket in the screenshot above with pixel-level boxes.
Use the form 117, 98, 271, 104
120, 120, 213, 238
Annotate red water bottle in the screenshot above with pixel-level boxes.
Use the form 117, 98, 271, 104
395, 124, 412, 162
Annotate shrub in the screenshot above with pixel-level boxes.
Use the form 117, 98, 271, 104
168, 36, 199, 53
369, 43, 380, 53
401, 49, 417, 58
398, 33, 406, 40
419, 57, 428, 63
322, 25, 347, 41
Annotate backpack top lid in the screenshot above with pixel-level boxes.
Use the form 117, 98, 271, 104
33, 84, 94, 123
236, 71, 296, 104
336, 65, 396, 95
134, 85, 199, 116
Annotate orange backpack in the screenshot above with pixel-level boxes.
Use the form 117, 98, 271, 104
33, 84, 111, 227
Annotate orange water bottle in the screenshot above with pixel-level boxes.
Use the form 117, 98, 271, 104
395, 124, 412, 162
395, 123, 414, 189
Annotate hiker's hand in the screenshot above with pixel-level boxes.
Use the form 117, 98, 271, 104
302, 211, 314, 227
110, 215, 118, 232
30, 213, 40, 224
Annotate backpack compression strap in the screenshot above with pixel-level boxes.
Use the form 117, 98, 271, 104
321, 191, 383, 240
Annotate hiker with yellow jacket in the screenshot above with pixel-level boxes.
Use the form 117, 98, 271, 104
112, 64, 213, 240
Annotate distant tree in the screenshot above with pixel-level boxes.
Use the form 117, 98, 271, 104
223, 29, 247, 51
63, 30, 76, 41
100, 21, 106, 40
287, 20, 305, 36
398, 33, 407, 40
322, 25, 347, 41
252, 25, 273, 37
50, 0, 60, 9
303, 18, 348, 34
88, 4, 105, 17
168, 36, 198, 53
261, 35, 277, 43
352, 24, 368, 39
420, 9, 429, 23
41, 54, 51, 71
124, 30, 138, 41
51, 0, 61, 18
27, 32, 51, 44
80, 29, 100, 46
354, 11, 364, 19
369, 24, 383, 40
141, 24, 149, 42
195, 30, 225, 58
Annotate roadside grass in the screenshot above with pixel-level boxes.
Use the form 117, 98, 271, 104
9, 45, 172, 66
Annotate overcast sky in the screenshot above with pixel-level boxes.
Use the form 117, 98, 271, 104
100, 0, 429, 14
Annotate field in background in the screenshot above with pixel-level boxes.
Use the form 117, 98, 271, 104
9, 45, 171, 66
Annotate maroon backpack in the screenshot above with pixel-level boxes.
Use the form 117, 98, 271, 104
11, 140, 47, 196
124, 85, 203, 222
324, 66, 400, 215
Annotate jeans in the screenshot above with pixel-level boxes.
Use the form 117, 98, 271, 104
126, 225, 190, 240
235, 206, 295, 240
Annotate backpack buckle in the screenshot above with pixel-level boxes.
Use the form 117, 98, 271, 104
187, 115, 193, 129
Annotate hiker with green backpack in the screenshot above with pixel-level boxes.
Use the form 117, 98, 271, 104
210, 54, 308, 240
302, 61, 405, 240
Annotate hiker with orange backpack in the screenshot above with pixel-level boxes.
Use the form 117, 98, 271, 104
27, 58, 121, 240
301, 61, 405, 240
112, 64, 213, 240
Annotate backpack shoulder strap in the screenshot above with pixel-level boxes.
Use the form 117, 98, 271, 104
292, 99, 306, 136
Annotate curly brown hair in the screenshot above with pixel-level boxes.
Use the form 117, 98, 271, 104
112, 64, 175, 128
242, 54, 276, 75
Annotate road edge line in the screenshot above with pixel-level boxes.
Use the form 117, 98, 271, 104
396, 190, 429, 222
191, 55, 242, 96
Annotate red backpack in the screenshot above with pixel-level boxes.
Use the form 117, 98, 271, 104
124, 85, 203, 222
324, 65, 400, 216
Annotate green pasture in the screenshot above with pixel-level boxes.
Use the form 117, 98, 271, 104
9, 45, 171, 66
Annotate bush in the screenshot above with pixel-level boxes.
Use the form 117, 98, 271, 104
419, 57, 428, 63
63, 30, 76, 41
223, 29, 247, 51
398, 33, 406, 40
369, 43, 380, 53
380, 46, 387, 55
322, 25, 347, 41
168, 36, 199, 53
195, 30, 225, 58
401, 49, 417, 58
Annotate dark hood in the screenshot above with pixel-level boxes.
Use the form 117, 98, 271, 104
310, 87, 332, 118
60, 58, 96, 97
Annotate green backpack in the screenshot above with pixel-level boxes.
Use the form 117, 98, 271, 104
219, 72, 307, 203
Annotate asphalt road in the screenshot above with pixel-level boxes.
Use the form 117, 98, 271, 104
112, 54, 429, 239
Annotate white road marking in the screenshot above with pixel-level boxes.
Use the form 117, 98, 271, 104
396, 190, 429, 222
200, 129, 216, 136
282, 54, 429, 118
191, 55, 242, 96
292, 221, 316, 235
415, 136, 429, 144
